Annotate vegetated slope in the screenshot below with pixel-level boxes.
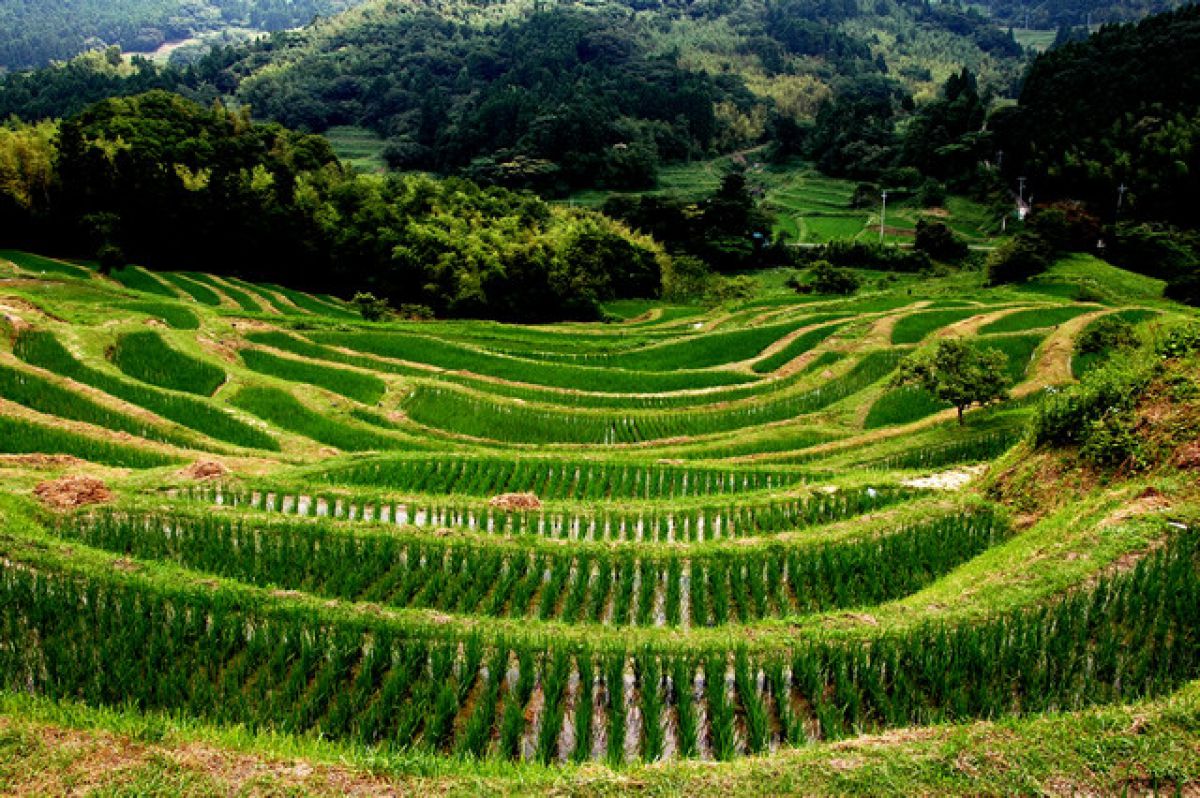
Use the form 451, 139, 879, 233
0, 0, 1025, 193
0, 0, 370, 70
985, 0, 1188, 28
995, 4, 1200, 228
0, 92, 666, 322
0, 250, 1198, 794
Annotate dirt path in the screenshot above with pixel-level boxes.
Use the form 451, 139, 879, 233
937, 305, 1028, 337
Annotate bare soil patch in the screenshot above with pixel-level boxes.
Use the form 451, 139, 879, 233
901, 464, 988, 491
34, 475, 113, 510
489, 492, 543, 511
180, 460, 230, 481
1, 453, 85, 469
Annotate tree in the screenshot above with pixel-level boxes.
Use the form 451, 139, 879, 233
803, 260, 860, 295
986, 232, 1054, 285
914, 219, 968, 261
893, 339, 1009, 424
352, 292, 392, 321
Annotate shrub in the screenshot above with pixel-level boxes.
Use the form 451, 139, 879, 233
1108, 223, 1200, 280
1025, 201, 1101, 252
352, 292, 392, 321
96, 243, 125, 275
705, 275, 757, 304
1076, 317, 1138, 356
914, 219, 968, 262
1165, 270, 1200, 307
850, 182, 879, 209
987, 233, 1054, 285
801, 261, 860, 295
802, 240, 931, 273
1079, 409, 1145, 470
1032, 355, 1154, 446
1155, 322, 1200, 359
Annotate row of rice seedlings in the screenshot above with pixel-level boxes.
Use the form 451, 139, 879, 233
309, 331, 757, 393
249, 330, 813, 411
156, 272, 223, 306
117, 301, 200, 330
863, 385, 951, 429
229, 386, 402, 451
239, 349, 387, 405
222, 276, 297, 315
654, 427, 837, 460
107, 264, 179, 297
266, 284, 358, 318
13, 330, 278, 450
540, 318, 819, 370
181, 272, 263, 313
110, 331, 227, 396
0, 249, 91, 279
751, 322, 847, 373
890, 309, 983, 344
59, 507, 994, 627
975, 334, 1046, 383
979, 305, 1094, 334
402, 351, 903, 445
0, 413, 179, 467
0, 363, 198, 448
308, 456, 807, 500
4, 529, 1198, 761
187, 482, 911, 541
861, 428, 1024, 470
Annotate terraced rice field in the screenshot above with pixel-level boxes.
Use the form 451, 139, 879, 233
0, 247, 1197, 791
567, 156, 1001, 244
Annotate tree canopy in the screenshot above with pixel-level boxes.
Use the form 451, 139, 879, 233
894, 339, 1010, 424
0, 91, 667, 322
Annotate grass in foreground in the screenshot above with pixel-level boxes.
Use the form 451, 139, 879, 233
0, 680, 1197, 796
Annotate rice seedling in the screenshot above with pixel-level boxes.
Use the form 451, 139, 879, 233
111, 331, 227, 396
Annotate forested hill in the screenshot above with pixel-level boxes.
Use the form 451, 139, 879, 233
0, 0, 369, 71
0, 0, 1028, 192
994, 4, 1200, 228
985, 0, 1187, 28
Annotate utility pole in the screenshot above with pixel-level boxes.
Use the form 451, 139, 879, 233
996, 149, 1004, 169
879, 190, 889, 245
1117, 183, 1127, 217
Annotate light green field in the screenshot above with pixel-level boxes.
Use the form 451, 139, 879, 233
325, 125, 389, 173
570, 154, 1002, 245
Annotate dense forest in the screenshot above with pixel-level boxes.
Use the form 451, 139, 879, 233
0, 91, 667, 321
0, 0, 1029, 191
994, 4, 1200, 229
0, 0, 368, 70
984, 0, 1187, 28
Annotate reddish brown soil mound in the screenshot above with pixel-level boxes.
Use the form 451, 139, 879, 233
181, 461, 230, 481
34, 475, 113, 509
1175, 441, 1200, 471
488, 492, 542, 511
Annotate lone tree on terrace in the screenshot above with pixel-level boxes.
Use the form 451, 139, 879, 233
894, 338, 1009, 424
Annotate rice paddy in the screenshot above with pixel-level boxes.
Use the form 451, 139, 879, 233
0, 245, 1196, 793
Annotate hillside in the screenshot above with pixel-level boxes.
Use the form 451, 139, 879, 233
1, 246, 1198, 793
0, 0, 1028, 194
0, 0, 371, 70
